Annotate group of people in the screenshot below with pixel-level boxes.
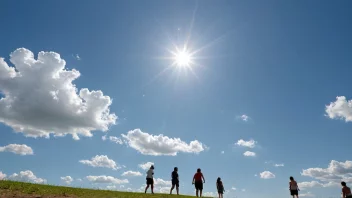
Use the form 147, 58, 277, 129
289, 176, 352, 198
145, 167, 352, 198
144, 165, 224, 198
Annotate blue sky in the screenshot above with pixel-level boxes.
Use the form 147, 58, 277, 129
1, 0, 352, 197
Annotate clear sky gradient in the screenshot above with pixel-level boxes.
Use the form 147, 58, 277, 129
1, 0, 352, 197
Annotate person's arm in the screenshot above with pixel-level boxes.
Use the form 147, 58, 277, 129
342, 188, 346, 198
202, 174, 205, 183
289, 182, 291, 190
192, 175, 195, 184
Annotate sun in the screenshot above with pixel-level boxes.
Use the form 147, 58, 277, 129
173, 47, 193, 67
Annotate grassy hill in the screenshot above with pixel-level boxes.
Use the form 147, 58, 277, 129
0, 180, 203, 198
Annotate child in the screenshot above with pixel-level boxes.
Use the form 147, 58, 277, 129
289, 176, 299, 198
145, 165, 155, 194
170, 167, 179, 195
216, 177, 225, 198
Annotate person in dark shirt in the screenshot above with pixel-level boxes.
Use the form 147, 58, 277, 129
170, 167, 179, 195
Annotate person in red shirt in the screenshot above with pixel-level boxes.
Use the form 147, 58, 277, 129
341, 181, 352, 198
192, 168, 205, 197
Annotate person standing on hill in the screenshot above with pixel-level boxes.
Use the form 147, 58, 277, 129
216, 177, 224, 198
192, 168, 205, 197
289, 176, 299, 198
341, 181, 352, 198
170, 167, 179, 195
145, 165, 155, 194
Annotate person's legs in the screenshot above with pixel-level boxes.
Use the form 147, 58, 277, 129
176, 186, 179, 195
151, 184, 154, 194
145, 184, 149, 193
218, 193, 221, 198
196, 189, 199, 197
170, 184, 175, 194
176, 182, 179, 195
200, 190, 202, 197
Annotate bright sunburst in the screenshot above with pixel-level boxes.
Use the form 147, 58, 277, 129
173, 47, 192, 67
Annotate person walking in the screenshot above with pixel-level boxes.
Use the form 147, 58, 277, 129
145, 165, 155, 194
216, 177, 224, 198
170, 167, 179, 195
192, 168, 205, 197
289, 176, 299, 198
341, 181, 352, 198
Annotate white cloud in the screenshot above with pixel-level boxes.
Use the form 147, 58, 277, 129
74, 54, 81, 60
0, 171, 6, 180
102, 135, 123, 145
241, 189, 246, 192
274, 163, 284, 167
121, 171, 142, 177
61, 176, 73, 184
154, 178, 171, 186
86, 175, 129, 184
221, 151, 225, 154
243, 151, 256, 157
231, 187, 237, 191
203, 192, 216, 197
235, 139, 257, 148
139, 162, 154, 170
300, 191, 315, 197
0, 144, 33, 155
9, 170, 46, 183
237, 114, 250, 122
106, 185, 117, 190
325, 96, 352, 122
158, 186, 170, 193
79, 155, 120, 170
301, 160, 352, 182
122, 129, 206, 156
260, 171, 275, 179
77, 178, 82, 182
0, 48, 117, 139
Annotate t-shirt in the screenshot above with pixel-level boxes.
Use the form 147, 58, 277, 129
172, 171, 179, 181
147, 169, 154, 179
194, 172, 203, 182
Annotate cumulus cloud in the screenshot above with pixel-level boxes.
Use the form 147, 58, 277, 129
121, 171, 142, 177
122, 129, 206, 156
203, 192, 216, 197
297, 181, 336, 189
139, 162, 154, 170
102, 135, 123, 145
0, 144, 33, 155
86, 175, 129, 184
61, 176, 73, 184
235, 139, 257, 148
79, 155, 120, 170
158, 186, 170, 193
0, 171, 6, 180
325, 96, 352, 122
154, 178, 172, 186
237, 114, 250, 122
301, 160, 352, 187
231, 187, 237, 191
243, 151, 256, 157
9, 170, 46, 183
300, 191, 315, 197
0, 48, 117, 139
106, 185, 117, 190
260, 171, 275, 179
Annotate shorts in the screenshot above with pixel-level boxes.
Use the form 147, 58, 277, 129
218, 190, 224, 194
290, 190, 298, 196
195, 181, 203, 190
146, 178, 154, 185
172, 179, 179, 187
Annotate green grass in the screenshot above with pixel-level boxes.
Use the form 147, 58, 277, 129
0, 180, 203, 198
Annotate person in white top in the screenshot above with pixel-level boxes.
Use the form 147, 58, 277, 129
145, 165, 155, 194
289, 176, 299, 198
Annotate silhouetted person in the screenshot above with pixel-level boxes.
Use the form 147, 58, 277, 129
145, 165, 154, 194
192, 168, 205, 197
170, 167, 179, 195
341, 181, 352, 198
289, 176, 299, 198
216, 177, 224, 198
